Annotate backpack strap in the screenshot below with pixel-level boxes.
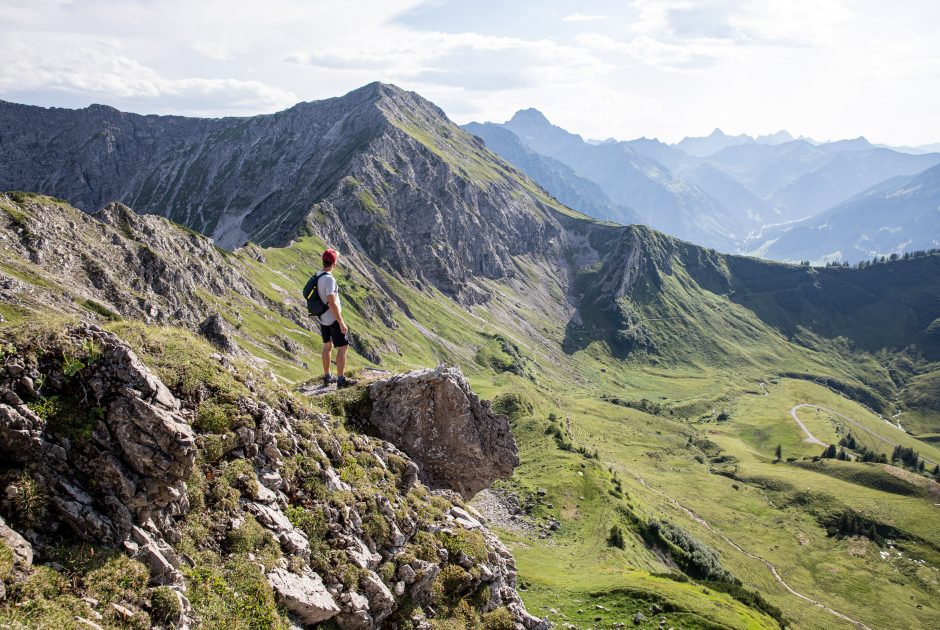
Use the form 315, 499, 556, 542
305, 271, 332, 300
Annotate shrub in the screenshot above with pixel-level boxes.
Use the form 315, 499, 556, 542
378, 561, 396, 584
406, 530, 440, 562
86, 555, 148, 598
194, 400, 234, 434
286, 505, 327, 540
361, 507, 391, 548
9, 474, 48, 530
194, 399, 251, 434
433, 564, 473, 602
491, 392, 533, 420
647, 519, 735, 582
149, 586, 181, 624
185, 556, 286, 629
607, 525, 625, 549
225, 516, 280, 563
220, 459, 260, 500
437, 529, 487, 564
481, 607, 515, 630
206, 476, 241, 512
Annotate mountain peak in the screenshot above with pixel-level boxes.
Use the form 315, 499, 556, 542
508, 108, 552, 127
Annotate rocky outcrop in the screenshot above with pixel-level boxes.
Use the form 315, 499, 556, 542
0, 326, 194, 552
367, 366, 519, 499
198, 314, 241, 355
0, 322, 545, 629
0, 195, 268, 327
0, 515, 32, 567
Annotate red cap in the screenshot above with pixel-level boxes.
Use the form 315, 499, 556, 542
322, 248, 338, 266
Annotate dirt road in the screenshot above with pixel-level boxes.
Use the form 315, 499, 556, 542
789, 404, 937, 468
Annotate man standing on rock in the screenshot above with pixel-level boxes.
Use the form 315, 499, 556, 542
316, 248, 358, 388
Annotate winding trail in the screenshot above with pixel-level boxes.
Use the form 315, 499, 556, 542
630, 472, 873, 630
789, 404, 827, 446
789, 404, 938, 468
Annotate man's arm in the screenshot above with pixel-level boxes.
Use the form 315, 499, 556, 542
327, 294, 347, 334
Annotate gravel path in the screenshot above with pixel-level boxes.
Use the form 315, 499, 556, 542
790, 404, 937, 468
789, 404, 828, 446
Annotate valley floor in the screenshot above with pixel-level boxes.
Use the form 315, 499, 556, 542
470, 373, 940, 630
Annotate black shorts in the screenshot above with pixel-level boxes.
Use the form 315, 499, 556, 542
320, 321, 349, 348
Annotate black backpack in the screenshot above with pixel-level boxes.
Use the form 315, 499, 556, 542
303, 271, 330, 316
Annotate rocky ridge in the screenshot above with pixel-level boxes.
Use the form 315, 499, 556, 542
0, 193, 264, 327
0, 322, 547, 629
0, 84, 574, 304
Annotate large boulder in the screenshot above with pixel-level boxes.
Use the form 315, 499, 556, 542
267, 567, 340, 625
367, 366, 519, 499
198, 314, 240, 355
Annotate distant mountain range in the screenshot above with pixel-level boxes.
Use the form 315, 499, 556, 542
3, 88, 938, 266
468, 110, 740, 250
461, 121, 641, 226
675, 128, 797, 157
749, 163, 940, 262
464, 111, 940, 263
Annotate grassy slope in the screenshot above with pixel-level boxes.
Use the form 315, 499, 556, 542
231, 231, 939, 628
3, 193, 940, 628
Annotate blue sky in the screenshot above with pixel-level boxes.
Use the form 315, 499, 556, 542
1, 0, 938, 145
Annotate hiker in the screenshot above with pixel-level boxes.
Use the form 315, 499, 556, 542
304, 248, 358, 388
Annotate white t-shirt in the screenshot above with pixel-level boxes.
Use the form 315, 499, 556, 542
317, 272, 340, 325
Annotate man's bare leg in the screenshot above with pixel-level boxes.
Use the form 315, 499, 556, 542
321, 341, 333, 376
336, 345, 348, 378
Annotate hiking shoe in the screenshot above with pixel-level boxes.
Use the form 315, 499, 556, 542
337, 376, 358, 389
322, 373, 337, 386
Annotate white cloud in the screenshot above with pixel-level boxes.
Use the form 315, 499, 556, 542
562, 13, 609, 22
628, 0, 852, 44
575, 32, 732, 70
0, 0, 937, 145
190, 41, 235, 61
0, 39, 297, 115
288, 31, 608, 90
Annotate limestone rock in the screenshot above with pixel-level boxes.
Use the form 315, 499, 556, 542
0, 326, 194, 550
267, 567, 340, 625
336, 590, 373, 630
361, 571, 396, 625
0, 515, 32, 566
199, 314, 240, 355
367, 366, 519, 499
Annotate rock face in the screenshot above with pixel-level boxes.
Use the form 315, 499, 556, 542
367, 366, 519, 499
198, 314, 240, 354
0, 326, 194, 583
0, 515, 32, 567
0, 83, 566, 303
0, 195, 269, 327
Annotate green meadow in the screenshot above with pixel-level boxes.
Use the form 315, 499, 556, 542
229, 232, 940, 630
